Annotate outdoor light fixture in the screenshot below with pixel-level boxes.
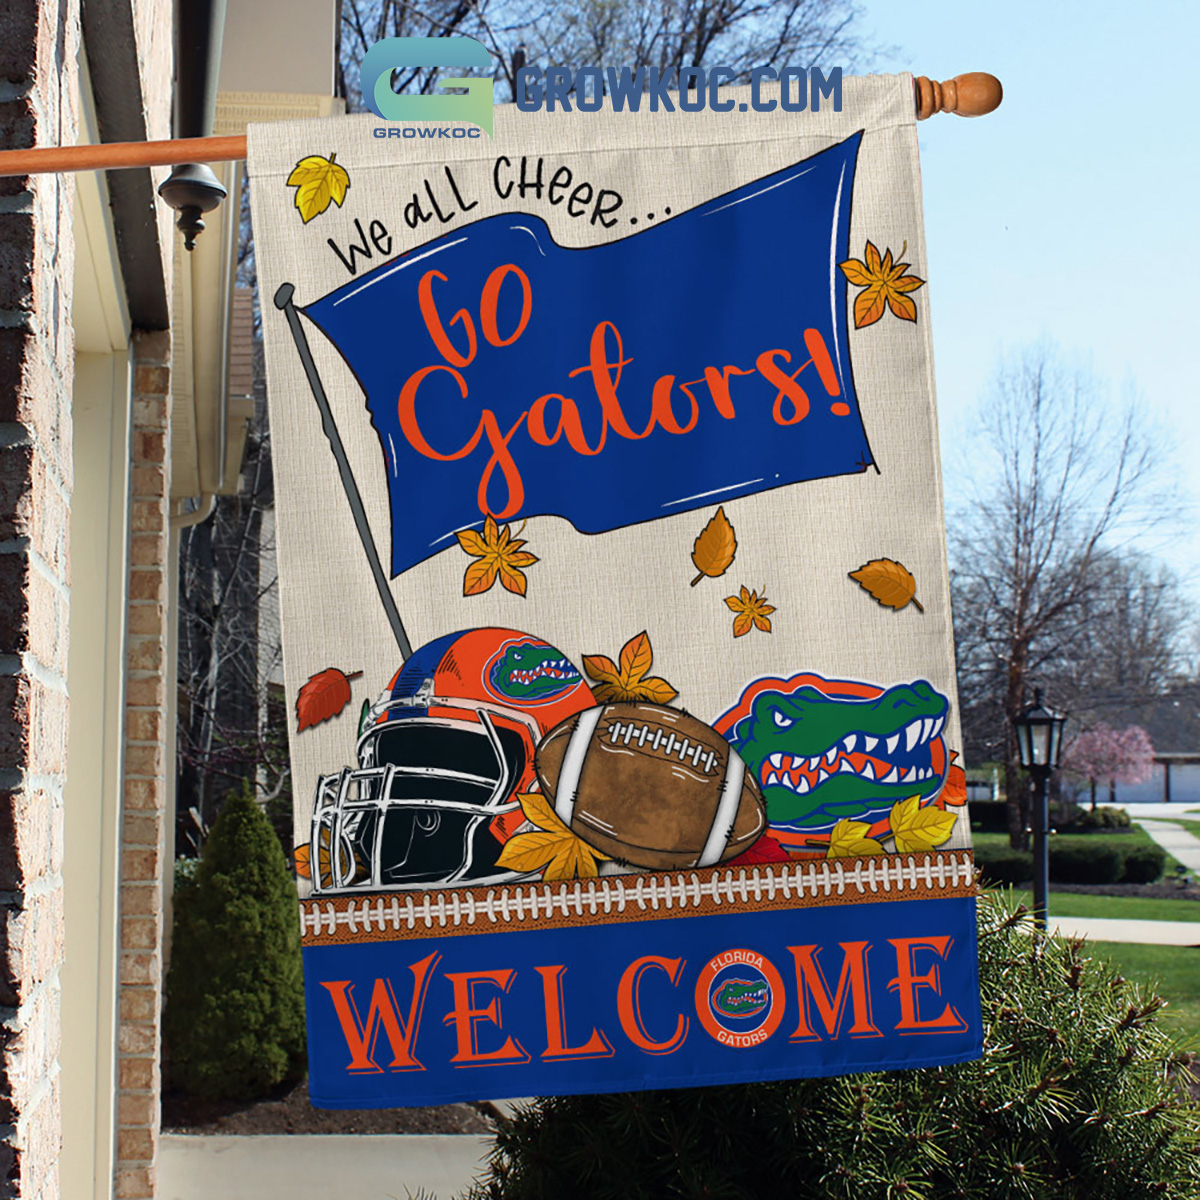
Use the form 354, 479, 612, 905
1013, 689, 1067, 930
157, 162, 227, 251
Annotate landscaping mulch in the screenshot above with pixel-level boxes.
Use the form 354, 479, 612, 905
161, 1079, 498, 1136
1025, 881, 1200, 902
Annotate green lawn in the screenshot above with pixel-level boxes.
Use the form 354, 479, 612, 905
1175, 819, 1200, 841
1084, 941, 1200, 1041
1006, 888, 1200, 922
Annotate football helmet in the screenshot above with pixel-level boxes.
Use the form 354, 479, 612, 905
308, 628, 594, 893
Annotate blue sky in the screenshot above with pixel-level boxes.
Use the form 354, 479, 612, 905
865, 0, 1199, 594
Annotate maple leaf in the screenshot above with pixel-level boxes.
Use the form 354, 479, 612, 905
848, 558, 924, 613
826, 818, 885, 858
293, 844, 312, 879
495, 792, 611, 881
889, 795, 957, 853
286, 153, 351, 224
938, 760, 968, 809
456, 515, 539, 597
839, 240, 925, 329
690, 506, 737, 586
296, 667, 364, 731
582, 631, 678, 704
724, 586, 776, 637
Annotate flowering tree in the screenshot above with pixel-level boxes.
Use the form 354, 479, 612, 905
1063, 723, 1155, 809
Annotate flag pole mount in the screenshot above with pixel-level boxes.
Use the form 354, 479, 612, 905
274, 282, 413, 661
915, 73, 1002, 120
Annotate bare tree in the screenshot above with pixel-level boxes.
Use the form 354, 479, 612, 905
336, 0, 877, 108
949, 346, 1178, 849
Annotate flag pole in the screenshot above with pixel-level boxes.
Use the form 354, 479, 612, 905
0, 73, 1002, 177
273, 282, 413, 660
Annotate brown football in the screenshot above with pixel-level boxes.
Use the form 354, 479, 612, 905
535, 702, 766, 870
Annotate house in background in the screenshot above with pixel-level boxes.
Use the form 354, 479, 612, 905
0, 0, 337, 1195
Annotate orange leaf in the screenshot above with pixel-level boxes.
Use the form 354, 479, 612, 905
296, 667, 361, 731
634, 676, 679, 704
463, 558, 498, 596
733, 612, 753, 637
294, 844, 312, 879
887, 291, 918, 322
457, 515, 539, 597
724, 586, 776, 638
690, 506, 737, 585
940, 762, 968, 808
619, 631, 654, 684
455, 528, 489, 557
854, 283, 887, 329
848, 558, 924, 613
581, 654, 621, 686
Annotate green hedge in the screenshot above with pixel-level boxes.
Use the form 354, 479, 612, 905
974, 837, 1166, 886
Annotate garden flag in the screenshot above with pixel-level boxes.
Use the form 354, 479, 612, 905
249, 73, 982, 1109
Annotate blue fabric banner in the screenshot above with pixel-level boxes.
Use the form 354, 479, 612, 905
302, 134, 869, 579
303, 895, 981, 1108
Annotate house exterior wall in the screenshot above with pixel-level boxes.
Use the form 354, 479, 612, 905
0, 2, 81, 1195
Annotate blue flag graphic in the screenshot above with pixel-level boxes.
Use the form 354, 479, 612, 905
302, 133, 869, 579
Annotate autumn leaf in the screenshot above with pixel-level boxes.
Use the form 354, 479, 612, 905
296, 667, 363, 731
848, 558, 924, 613
939, 760, 968, 809
728, 833, 792, 866
286, 153, 351, 224
690, 506, 737, 586
495, 791, 611, 881
724, 585, 776, 637
456, 515, 539, 597
294, 844, 312, 879
890, 795, 957, 853
839, 240, 925, 328
826, 818, 885, 858
582, 631, 678, 704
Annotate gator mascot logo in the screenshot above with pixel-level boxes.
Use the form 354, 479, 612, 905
711, 977, 771, 1020
715, 672, 951, 831
485, 637, 585, 704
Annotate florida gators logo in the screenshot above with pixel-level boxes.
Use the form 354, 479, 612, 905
711, 977, 770, 1019
483, 635, 586, 706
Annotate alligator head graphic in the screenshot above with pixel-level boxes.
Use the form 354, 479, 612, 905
488, 642, 582, 701
715, 672, 951, 830
711, 978, 770, 1019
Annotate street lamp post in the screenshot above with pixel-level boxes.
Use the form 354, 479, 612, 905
1013, 689, 1067, 930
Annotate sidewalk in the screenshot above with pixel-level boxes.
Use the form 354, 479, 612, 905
1049, 915, 1200, 946
1133, 817, 1200, 874
159, 1133, 491, 1200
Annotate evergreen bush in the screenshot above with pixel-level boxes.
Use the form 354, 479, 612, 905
1077, 806, 1132, 831
1122, 844, 1167, 884
1049, 840, 1124, 884
164, 780, 307, 1100
469, 892, 1200, 1200
973, 843, 1032, 885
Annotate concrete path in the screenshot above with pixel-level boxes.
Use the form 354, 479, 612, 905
1133, 818, 1200, 874
1049, 916, 1200, 946
159, 1133, 490, 1200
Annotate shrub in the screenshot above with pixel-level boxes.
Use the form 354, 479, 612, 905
1122, 844, 1167, 884
469, 892, 1200, 1200
164, 780, 306, 1100
968, 801, 1010, 834
1077, 805, 1132, 831
973, 843, 1031, 886
1049, 840, 1124, 884
1050, 800, 1087, 830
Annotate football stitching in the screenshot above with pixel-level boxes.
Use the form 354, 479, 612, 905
605, 719, 720, 775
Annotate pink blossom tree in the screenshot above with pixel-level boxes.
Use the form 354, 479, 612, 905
1063, 723, 1155, 809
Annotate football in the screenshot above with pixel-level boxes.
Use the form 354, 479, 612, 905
535, 702, 766, 870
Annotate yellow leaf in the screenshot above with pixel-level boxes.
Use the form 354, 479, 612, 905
848, 558, 924, 613
584, 632, 678, 704
690, 506, 737, 585
826, 818, 885, 858
496, 829, 568, 873
286, 153, 350, 224
724, 586, 776, 639
456, 516, 539, 597
890, 794, 957, 853
515, 790, 568, 836
839, 238, 925, 329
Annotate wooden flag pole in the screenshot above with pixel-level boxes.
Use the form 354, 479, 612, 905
0, 73, 1001, 177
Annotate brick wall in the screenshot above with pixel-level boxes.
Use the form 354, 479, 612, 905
0, 1, 80, 1197
114, 332, 171, 1200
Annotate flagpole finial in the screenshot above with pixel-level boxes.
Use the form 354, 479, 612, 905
915, 73, 1002, 120
274, 282, 296, 309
